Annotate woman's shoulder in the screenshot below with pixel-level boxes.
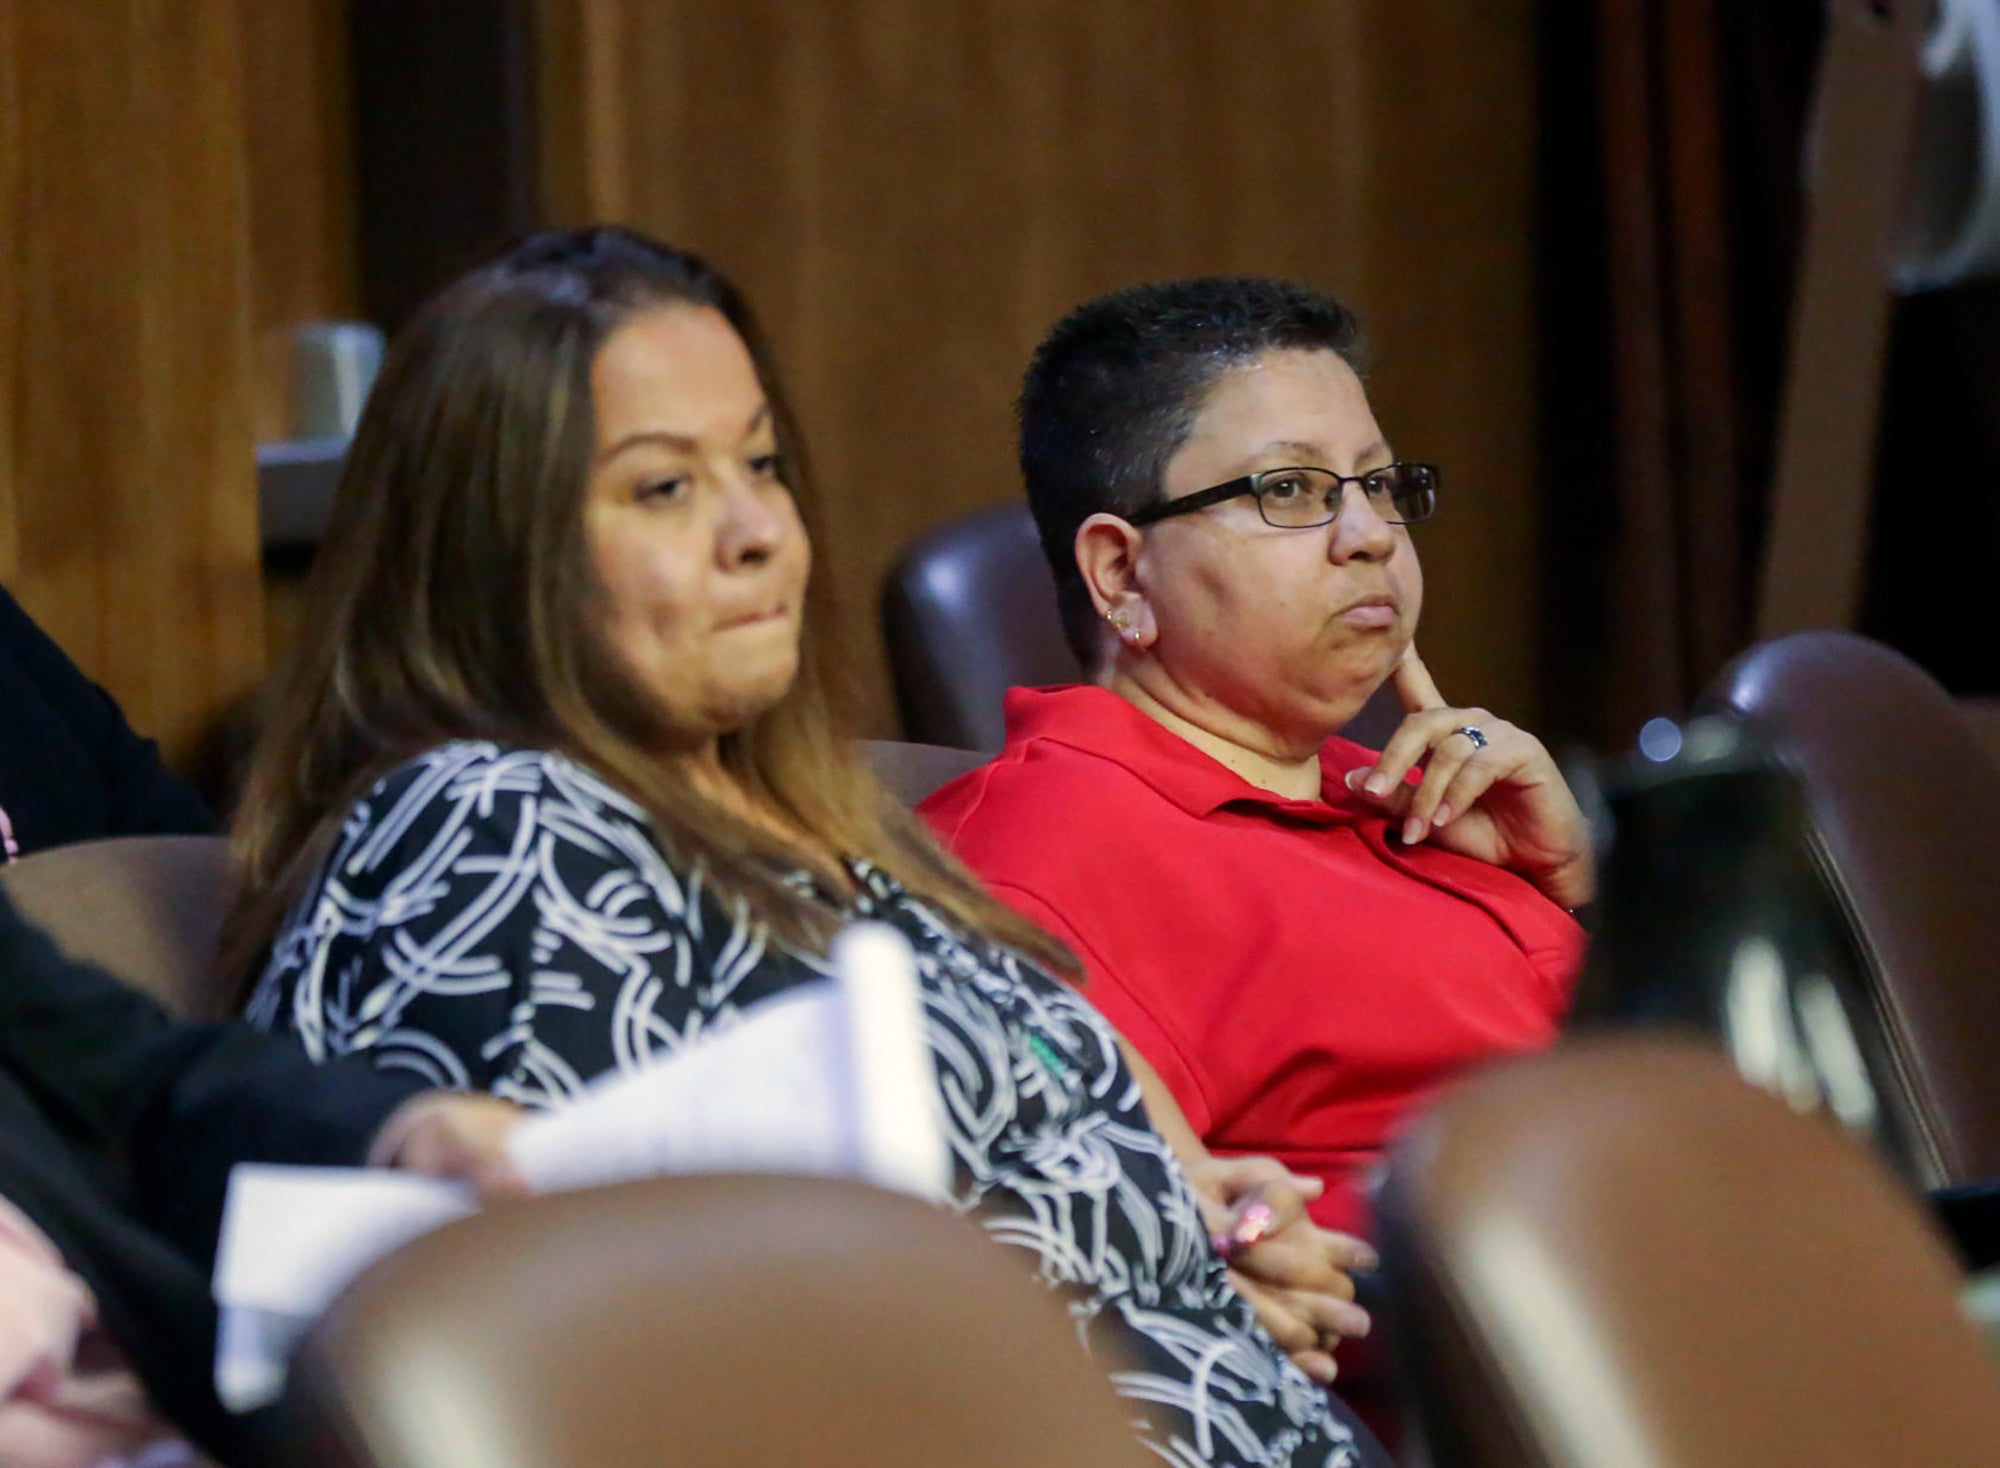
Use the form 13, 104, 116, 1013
328, 740, 662, 878
918, 732, 1162, 870
359, 741, 643, 822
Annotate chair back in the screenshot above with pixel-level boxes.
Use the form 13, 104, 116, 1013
289, 1173, 1149, 1468
1700, 630, 2000, 1185
0, 835, 236, 1019
883, 504, 1076, 751
860, 738, 988, 808
1379, 1037, 2000, 1468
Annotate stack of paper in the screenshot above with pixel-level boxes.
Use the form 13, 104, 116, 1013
213, 921, 949, 1412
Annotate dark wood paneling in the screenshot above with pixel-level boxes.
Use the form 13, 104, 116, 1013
242, 0, 360, 444
538, 0, 1542, 735
0, 1, 19, 581
349, 0, 540, 330
0, 1, 265, 769
240, 0, 361, 665
1344, 3, 1542, 731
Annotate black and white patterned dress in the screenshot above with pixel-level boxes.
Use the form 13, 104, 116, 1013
247, 743, 1387, 1467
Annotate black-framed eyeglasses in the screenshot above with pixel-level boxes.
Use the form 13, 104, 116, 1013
1124, 462, 1441, 531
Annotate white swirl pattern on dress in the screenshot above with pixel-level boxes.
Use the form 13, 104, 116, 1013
247, 742, 1375, 1468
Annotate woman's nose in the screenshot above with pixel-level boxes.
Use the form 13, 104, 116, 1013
1327, 483, 1397, 561
717, 476, 786, 568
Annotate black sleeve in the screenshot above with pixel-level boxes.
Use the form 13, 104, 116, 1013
0, 580, 214, 840
0, 888, 425, 1265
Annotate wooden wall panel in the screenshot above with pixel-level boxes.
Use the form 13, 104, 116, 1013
539, 0, 1541, 735
239, 0, 358, 662
1346, 4, 1542, 731
241, 0, 359, 444
0, 2, 265, 770
0, 3, 20, 582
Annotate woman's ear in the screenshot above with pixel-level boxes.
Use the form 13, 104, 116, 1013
1075, 513, 1156, 652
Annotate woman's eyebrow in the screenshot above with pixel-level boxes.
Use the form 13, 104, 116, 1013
1255, 437, 1392, 465
596, 403, 773, 465
597, 428, 697, 464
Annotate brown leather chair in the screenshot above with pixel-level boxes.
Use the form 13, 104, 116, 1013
1699, 631, 2000, 1188
288, 1173, 1150, 1468
1378, 1036, 2000, 1468
0, 834, 236, 1019
882, 502, 1406, 753
883, 504, 1077, 752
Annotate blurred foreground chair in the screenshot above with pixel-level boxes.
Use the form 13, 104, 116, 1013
1379, 1037, 2000, 1467
1700, 631, 2000, 1189
883, 502, 1404, 752
288, 1172, 1149, 1468
0, 834, 235, 1018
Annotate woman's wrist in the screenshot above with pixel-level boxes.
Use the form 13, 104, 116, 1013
1531, 847, 1597, 912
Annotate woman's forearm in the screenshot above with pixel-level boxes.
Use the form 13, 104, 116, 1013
1117, 1034, 1214, 1170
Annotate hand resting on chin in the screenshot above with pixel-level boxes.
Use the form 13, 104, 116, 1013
1344, 644, 1595, 911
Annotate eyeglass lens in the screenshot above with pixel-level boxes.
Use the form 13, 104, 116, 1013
1256, 465, 1436, 528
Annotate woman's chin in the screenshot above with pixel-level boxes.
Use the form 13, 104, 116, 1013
1298, 647, 1406, 734
703, 661, 802, 734
1333, 636, 1405, 690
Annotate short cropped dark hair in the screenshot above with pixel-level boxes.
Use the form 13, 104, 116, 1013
1017, 276, 1364, 666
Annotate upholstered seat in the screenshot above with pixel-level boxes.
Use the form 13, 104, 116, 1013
883, 504, 1076, 752
0, 835, 236, 1019
1700, 631, 2000, 1188
859, 738, 987, 808
1379, 1036, 2000, 1467
288, 1172, 1149, 1468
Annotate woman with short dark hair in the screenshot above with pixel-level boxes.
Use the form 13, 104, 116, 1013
925, 277, 1591, 1246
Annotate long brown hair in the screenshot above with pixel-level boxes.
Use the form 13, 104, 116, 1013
225, 227, 1074, 1001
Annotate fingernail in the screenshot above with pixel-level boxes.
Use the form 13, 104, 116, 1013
1212, 1199, 1278, 1259
1433, 804, 1451, 826
1343, 767, 1366, 791
1229, 1200, 1278, 1250
1365, 774, 1391, 797
1304, 1357, 1338, 1385
1402, 816, 1424, 844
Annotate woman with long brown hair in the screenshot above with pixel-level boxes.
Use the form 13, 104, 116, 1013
228, 227, 1389, 1467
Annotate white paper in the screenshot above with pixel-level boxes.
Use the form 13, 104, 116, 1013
213, 921, 947, 1412
212, 1167, 475, 1412
507, 921, 949, 1200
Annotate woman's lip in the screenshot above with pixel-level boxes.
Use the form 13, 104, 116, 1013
1337, 599, 1398, 628
719, 606, 788, 630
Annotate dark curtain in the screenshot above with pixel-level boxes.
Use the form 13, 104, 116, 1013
347, 0, 540, 331
1537, 0, 1824, 752
1865, 272, 2000, 697
1542, 0, 2000, 754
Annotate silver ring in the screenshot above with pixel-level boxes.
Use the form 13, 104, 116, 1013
1454, 725, 1489, 750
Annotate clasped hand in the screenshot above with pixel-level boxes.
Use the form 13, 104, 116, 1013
1187, 1155, 1376, 1384
1343, 644, 1595, 910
